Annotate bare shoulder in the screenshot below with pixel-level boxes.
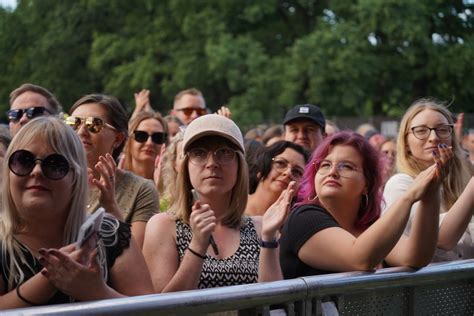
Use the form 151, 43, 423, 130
145, 212, 176, 236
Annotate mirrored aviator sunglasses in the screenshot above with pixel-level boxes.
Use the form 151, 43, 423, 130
134, 130, 167, 144
65, 116, 112, 133
8, 150, 70, 180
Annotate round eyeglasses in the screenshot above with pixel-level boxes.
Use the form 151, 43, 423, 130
187, 147, 237, 166
272, 157, 305, 180
9, 150, 70, 180
316, 160, 361, 178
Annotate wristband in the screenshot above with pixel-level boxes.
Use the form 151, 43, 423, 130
187, 246, 206, 259
259, 238, 279, 248
16, 280, 41, 306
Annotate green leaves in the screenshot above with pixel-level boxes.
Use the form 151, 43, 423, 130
0, 0, 472, 127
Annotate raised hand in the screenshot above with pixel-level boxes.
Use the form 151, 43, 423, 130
153, 145, 166, 189
134, 89, 152, 112
216, 106, 232, 119
262, 181, 296, 240
89, 153, 121, 218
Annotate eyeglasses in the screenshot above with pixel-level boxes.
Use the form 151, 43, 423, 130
410, 125, 453, 140
272, 157, 305, 180
316, 160, 361, 178
6, 107, 52, 122
187, 147, 237, 166
176, 107, 208, 116
133, 130, 167, 145
65, 116, 117, 134
9, 150, 70, 180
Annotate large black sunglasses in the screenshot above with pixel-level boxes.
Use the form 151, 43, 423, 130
8, 150, 70, 180
6, 107, 52, 122
133, 130, 167, 145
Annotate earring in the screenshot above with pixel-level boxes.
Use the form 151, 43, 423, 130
308, 194, 318, 202
362, 194, 369, 209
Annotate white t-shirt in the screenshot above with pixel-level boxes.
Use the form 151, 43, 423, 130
383, 173, 474, 262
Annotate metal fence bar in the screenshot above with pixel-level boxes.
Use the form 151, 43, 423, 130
4, 260, 474, 315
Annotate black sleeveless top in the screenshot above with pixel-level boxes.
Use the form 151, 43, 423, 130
0, 218, 131, 305
176, 217, 260, 288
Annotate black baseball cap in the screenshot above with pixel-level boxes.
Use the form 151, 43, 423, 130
283, 104, 326, 130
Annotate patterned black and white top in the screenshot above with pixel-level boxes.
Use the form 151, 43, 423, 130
176, 216, 260, 288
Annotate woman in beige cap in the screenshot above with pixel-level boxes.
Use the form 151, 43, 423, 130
143, 114, 293, 292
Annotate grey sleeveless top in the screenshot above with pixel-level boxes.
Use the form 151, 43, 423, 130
176, 217, 260, 288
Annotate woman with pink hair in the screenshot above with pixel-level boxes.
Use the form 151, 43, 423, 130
280, 131, 451, 278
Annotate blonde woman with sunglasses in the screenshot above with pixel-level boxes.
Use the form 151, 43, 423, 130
67, 94, 159, 248
383, 99, 474, 262
0, 117, 153, 309
122, 111, 168, 184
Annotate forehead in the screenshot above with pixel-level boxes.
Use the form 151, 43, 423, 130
411, 109, 449, 126
381, 141, 396, 151
11, 91, 49, 110
285, 119, 320, 131
325, 144, 363, 166
275, 148, 306, 167
70, 103, 110, 121
136, 118, 164, 132
16, 138, 54, 157
175, 94, 205, 110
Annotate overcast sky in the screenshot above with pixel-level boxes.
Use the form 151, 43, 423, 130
0, 0, 16, 9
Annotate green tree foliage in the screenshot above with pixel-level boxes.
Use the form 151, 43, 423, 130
0, 0, 472, 129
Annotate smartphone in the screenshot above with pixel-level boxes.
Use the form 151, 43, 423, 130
191, 189, 219, 255
76, 207, 105, 250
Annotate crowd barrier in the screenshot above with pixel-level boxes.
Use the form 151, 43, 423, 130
5, 259, 474, 315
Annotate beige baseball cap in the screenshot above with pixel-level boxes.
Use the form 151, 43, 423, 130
182, 114, 244, 153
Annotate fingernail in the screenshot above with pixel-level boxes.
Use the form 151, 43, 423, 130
432, 150, 437, 155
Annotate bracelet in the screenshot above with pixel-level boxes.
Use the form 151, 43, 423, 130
16, 280, 41, 306
259, 239, 279, 249
187, 246, 206, 260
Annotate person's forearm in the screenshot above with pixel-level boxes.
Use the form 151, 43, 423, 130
438, 178, 474, 250
394, 190, 440, 267
352, 195, 415, 269
162, 239, 205, 292
258, 247, 282, 282
0, 272, 56, 309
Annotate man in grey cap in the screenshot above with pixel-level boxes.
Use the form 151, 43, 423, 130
283, 104, 326, 152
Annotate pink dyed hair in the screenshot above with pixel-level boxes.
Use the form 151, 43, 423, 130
296, 131, 383, 230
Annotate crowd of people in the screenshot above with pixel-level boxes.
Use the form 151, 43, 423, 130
0, 83, 473, 309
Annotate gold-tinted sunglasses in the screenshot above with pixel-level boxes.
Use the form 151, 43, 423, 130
65, 116, 117, 134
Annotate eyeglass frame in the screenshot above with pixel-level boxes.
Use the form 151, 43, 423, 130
175, 107, 208, 116
315, 160, 362, 178
408, 124, 454, 140
271, 157, 305, 180
65, 116, 117, 134
133, 130, 168, 145
6, 106, 53, 122
186, 147, 238, 166
8, 149, 71, 180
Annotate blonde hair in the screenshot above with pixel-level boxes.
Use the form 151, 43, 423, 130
397, 98, 471, 210
1, 117, 88, 290
158, 131, 184, 206
169, 137, 248, 229
123, 111, 169, 173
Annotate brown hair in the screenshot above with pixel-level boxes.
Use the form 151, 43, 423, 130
9, 83, 61, 113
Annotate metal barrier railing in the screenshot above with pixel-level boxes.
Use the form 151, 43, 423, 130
4, 259, 474, 315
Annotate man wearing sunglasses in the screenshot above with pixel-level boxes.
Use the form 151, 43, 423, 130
7, 83, 61, 137
170, 88, 208, 126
